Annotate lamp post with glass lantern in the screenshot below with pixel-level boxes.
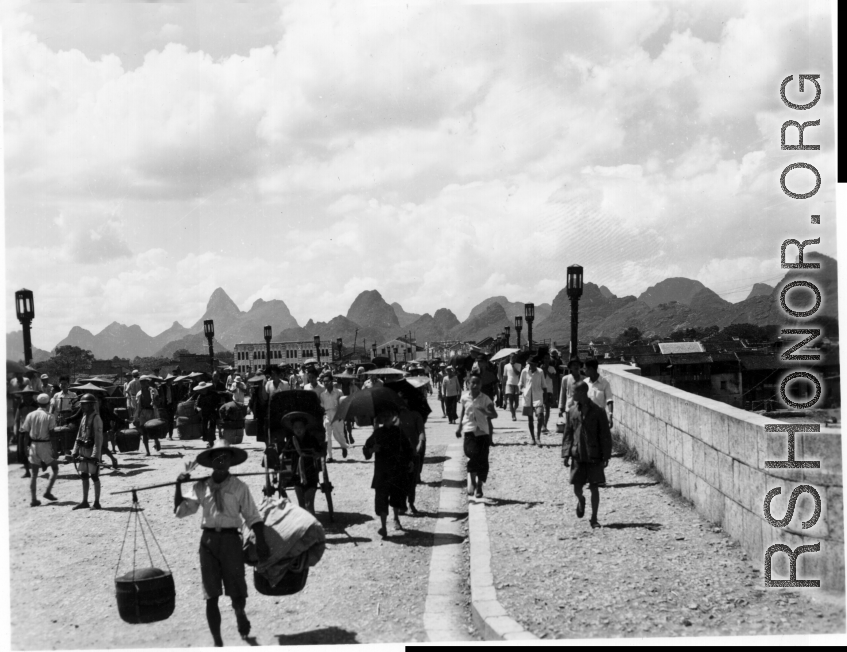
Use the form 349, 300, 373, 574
264, 325, 272, 369
393, 345, 399, 363
336, 337, 343, 362
567, 265, 584, 359
314, 335, 322, 366
504, 325, 510, 349
514, 316, 523, 351
204, 320, 215, 375
525, 303, 535, 353
371, 343, 377, 361
15, 289, 35, 365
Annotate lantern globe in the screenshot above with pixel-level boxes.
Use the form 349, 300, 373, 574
15, 289, 35, 321
567, 264, 584, 299
264, 325, 272, 341
204, 320, 215, 338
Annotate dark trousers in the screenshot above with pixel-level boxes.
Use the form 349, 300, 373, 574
444, 396, 459, 422
201, 414, 217, 443
464, 432, 491, 483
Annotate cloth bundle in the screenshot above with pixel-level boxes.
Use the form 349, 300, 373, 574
242, 496, 325, 587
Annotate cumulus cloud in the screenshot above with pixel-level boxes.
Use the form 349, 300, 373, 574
3, 0, 837, 348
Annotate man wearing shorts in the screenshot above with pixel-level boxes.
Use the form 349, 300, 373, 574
562, 381, 613, 529
519, 356, 546, 446
502, 353, 522, 421
20, 393, 59, 507
175, 439, 270, 646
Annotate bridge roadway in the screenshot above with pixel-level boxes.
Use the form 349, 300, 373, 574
7, 397, 477, 648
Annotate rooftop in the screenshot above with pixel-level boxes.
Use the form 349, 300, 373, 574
658, 341, 705, 354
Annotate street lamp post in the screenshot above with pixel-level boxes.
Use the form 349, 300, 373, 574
525, 303, 535, 354
504, 325, 510, 349
314, 335, 321, 366
567, 265, 584, 359
264, 325, 272, 369
203, 320, 215, 375
336, 337, 343, 362
14, 289, 35, 365
514, 316, 523, 351
393, 345, 399, 363
371, 343, 377, 361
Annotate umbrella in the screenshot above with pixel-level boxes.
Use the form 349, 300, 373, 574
363, 368, 406, 376
356, 362, 376, 373
331, 387, 405, 423
303, 358, 318, 365
70, 383, 109, 394
371, 356, 391, 367
173, 375, 190, 383
77, 377, 115, 387
186, 371, 207, 379
384, 379, 432, 419
247, 374, 266, 384
7, 360, 28, 375
404, 376, 431, 389
333, 372, 357, 380
489, 347, 520, 362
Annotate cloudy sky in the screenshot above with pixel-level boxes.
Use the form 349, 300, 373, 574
3, 0, 836, 349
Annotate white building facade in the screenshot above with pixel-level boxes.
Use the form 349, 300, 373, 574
233, 341, 335, 375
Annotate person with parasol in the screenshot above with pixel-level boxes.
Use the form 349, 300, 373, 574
361, 401, 415, 538
174, 439, 270, 646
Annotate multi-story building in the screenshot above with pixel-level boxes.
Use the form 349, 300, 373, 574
233, 341, 335, 376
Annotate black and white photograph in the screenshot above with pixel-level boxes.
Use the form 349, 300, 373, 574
2, 0, 844, 647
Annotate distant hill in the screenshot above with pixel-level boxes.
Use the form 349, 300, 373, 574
449, 303, 512, 342
6, 330, 51, 363
534, 283, 638, 344
746, 283, 773, 300
391, 302, 422, 329
467, 296, 552, 324
149, 321, 189, 352
55, 322, 159, 359
346, 290, 399, 339
405, 308, 461, 344
273, 315, 385, 348
638, 278, 708, 308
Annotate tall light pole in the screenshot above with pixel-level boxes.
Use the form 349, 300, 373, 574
525, 303, 535, 353
514, 316, 523, 351
371, 343, 377, 361
15, 289, 35, 365
567, 265, 584, 360
264, 325, 272, 369
393, 345, 399, 363
204, 320, 215, 375
336, 337, 343, 363
314, 335, 322, 366
504, 325, 510, 349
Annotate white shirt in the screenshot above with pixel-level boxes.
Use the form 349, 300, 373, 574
265, 378, 290, 399
519, 367, 546, 408
304, 382, 325, 398
50, 389, 78, 414
320, 387, 343, 413
587, 374, 614, 412
460, 391, 495, 435
503, 362, 522, 385
560, 372, 586, 412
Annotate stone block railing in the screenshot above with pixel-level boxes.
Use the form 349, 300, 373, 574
603, 364, 843, 592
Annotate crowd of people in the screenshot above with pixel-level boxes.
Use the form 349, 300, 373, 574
7, 348, 616, 645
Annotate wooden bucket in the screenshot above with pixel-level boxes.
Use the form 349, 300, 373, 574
252, 554, 309, 596
116, 428, 141, 453
176, 416, 202, 440
114, 568, 175, 624
221, 425, 244, 445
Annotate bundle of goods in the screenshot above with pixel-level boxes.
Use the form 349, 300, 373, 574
243, 496, 325, 596
175, 414, 202, 440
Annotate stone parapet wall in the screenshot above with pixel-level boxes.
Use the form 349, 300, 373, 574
603, 364, 843, 592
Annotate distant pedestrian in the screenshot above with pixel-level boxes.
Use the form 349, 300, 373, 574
441, 367, 461, 424
133, 376, 161, 455
71, 394, 104, 510
282, 412, 326, 514
502, 353, 522, 421
319, 373, 348, 461
228, 375, 248, 409
193, 382, 221, 449
562, 381, 612, 528
160, 373, 178, 439
397, 400, 426, 514
14, 389, 39, 477
558, 357, 586, 419
125, 369, 141, 412
456, 374, 497, 498
584, 358, 614, 428
363, 407, 415, 538
20, 393, 59, 505
519, 356, 545, 446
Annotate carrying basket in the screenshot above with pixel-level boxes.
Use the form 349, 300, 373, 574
116, 428, 141, 452
253, 551, 310, 596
